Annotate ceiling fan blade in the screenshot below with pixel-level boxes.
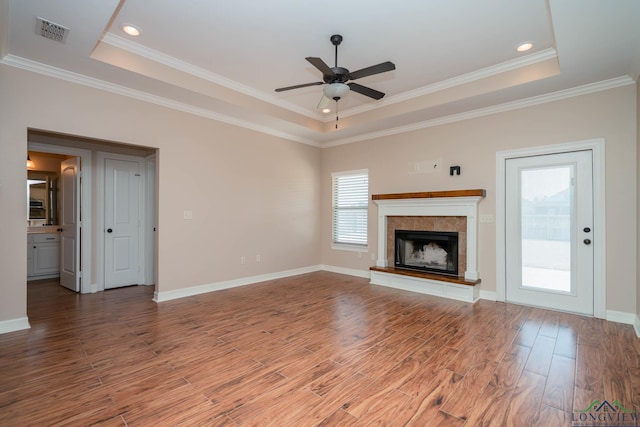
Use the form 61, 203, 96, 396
349, 61, 396, 80
306, 57, 335, 77
275, 81, 323, 92
348, 83, 385, 100
317, 94, 332, 110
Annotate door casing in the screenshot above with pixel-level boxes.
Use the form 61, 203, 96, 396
496, 138, 606, 318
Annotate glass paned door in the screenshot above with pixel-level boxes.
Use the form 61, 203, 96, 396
505, 150, 593, 315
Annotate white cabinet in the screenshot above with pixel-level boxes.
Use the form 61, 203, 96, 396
27, 233, 60, 280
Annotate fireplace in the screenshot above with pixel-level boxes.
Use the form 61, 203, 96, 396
370, 190, 485, 303
372, 189, 485, 281
395, 230, 459, 275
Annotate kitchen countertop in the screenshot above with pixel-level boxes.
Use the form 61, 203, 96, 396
27, 226, 60, 234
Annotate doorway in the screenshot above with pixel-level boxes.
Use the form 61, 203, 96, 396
28, 130, 157, 294
28, 142, 92, 292
505, 150, 593, 314
496, 139, 606, 318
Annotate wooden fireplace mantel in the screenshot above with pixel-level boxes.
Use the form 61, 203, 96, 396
372, 189, 486, 201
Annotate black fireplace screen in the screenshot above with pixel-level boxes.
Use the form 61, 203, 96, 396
395, 230, 459, 275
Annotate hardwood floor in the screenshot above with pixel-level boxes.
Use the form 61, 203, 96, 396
1, 271, 639, 426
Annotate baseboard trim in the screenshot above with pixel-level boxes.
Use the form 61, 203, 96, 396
320, 265, 371, 279
0, 317, 31, 334
606, 310, 637, 325
634, 314, 640, 338
480, 290, 497, 301
153, 265, 323, 302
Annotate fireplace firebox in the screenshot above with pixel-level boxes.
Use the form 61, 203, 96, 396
395, 230, 459, 275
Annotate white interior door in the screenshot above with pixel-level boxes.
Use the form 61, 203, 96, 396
60, 157, 80, 292
104, 158, 140, 289
505, 150, 594, 315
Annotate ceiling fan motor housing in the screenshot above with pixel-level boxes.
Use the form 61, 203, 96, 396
324, 67, 350, 84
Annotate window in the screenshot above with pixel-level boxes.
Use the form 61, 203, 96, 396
332, 170, 369, 248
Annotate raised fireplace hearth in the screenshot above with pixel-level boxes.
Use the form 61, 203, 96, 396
370, 190, 485, 303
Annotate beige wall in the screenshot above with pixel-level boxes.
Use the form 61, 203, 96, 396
0, 64, 322, 322
1, 61, 638, 325
322, 85, 637, 314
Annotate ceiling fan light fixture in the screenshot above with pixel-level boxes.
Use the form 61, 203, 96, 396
321, 108, 331, 114
323, 83, 349, 99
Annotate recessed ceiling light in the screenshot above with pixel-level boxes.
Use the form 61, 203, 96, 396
322, 108, 331, 114
122, 25, 141, 37
516, 42, 533, 52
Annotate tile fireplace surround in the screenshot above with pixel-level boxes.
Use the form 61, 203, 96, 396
370, 190, 485, 303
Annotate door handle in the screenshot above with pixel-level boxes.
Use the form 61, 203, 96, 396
584, 239, 592, 245
107, 228, 113, 233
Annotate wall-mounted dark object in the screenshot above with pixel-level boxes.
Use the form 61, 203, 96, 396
450, 166, 461, 176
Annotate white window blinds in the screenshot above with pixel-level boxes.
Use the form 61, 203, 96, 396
332, 170, 369, 246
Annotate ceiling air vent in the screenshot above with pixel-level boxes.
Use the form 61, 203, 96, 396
36, 17, 69, 43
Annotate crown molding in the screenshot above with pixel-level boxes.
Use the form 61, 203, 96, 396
101, 33, 322, 120
0, 54, 320, 147
2, 54, 632, 150
322, 48, 560, 122
102, 34, 559, 123
323, 75, 635, 148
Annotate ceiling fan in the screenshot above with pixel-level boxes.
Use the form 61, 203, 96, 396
275, 34, 396, 116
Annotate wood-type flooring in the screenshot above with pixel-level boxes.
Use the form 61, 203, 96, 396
1, 271, 639, 426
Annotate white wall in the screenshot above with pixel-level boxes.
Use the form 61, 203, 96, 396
321, 85, 637, 314
0, 64, 322, 324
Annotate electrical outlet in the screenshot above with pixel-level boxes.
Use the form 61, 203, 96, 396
183, 210, 193, 220
240, 256, 246, 264
480, 214, 494, 223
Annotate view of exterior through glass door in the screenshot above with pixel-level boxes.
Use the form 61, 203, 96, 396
521, 165, 571, 292
505, 150, 594, 315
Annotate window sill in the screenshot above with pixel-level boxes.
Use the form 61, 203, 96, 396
331, 243, 368, 253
